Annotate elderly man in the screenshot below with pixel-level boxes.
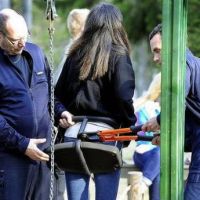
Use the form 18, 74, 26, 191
0, 9, 51, 199
142, 24, 200, 200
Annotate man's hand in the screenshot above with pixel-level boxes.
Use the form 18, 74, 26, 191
152, 136, 160, 146
25, 138, 49, 161
142, 117, 160, 132
59, 111, 75, 128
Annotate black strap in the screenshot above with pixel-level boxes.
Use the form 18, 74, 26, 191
65, 116, 120, 175
75, 140, 91, 176
77, 117, 88, 136
74, 117, 91, 176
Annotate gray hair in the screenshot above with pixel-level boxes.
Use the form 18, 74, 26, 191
0, 9, 22, 34
0, 11, 9, 34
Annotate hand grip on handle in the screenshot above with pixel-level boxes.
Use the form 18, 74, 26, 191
136, 133, 160, 141
130, 125, 143, 134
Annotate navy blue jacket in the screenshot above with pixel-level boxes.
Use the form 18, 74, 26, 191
156, 49, 200, 124
0, 43, 51, 154
185, 49, 200, 121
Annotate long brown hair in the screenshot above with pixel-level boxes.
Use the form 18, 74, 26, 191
68, 3, 130, 80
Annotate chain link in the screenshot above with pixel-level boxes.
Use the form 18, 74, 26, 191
45, 1, 58, 199
48, 13, 56, 200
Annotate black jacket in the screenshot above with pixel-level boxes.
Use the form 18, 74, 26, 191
55, 51, 136, 128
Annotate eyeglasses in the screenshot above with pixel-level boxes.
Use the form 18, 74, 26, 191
1, 31, 30, 46
4, 34, 28, 46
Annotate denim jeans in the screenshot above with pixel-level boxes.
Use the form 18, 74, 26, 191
133, 146, 160, 200
64, 122, 122, 200
65, 169, 120, 200
64, 139, 122, 200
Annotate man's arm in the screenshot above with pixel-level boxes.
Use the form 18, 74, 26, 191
0, 115, 49, 161
0, 114, 29, 152
141, 114, 160, 132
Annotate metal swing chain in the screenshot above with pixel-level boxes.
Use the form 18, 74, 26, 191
46, 0, 58, 199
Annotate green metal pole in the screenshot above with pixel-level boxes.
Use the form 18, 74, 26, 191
161, 0, 172, 199
161, 0, 187, 199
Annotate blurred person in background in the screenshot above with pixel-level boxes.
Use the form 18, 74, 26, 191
54, 8, 90, 84
133, 84, 161, 200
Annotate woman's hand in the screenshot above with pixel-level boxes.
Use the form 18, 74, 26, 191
59, 111, 75, 128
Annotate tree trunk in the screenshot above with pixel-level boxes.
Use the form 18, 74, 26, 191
0, 0, 11, 9
22, 0, 32, 30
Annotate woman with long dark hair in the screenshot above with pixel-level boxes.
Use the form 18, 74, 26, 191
55, 3, 136, 200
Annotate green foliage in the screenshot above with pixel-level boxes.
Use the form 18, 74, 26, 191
33, 0, 162, 44
10, 0, 200, 65
30, 2, 67, 67
31, 0, 100, 68
113, 0, 162, 43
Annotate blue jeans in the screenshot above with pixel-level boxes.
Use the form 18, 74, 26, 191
64, 121, 122, 200
65, 169, 120, 200
133, 146, 160, 200
64, 138, 122, 200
